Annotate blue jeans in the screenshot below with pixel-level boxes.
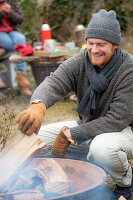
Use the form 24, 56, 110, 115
0, 31, 26, 72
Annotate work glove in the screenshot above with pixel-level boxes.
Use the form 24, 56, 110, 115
52, 126, 71, 157
15, 102, 46, 135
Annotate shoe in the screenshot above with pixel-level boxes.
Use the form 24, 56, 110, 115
15, 71, 30, 88
18, 86, 32, 96
111, 184, 132, 200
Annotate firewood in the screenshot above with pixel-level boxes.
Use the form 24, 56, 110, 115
19, 175, 33, 185
34, 158, 71, 195
0, 132, 46, 192
5, 174, 34, 193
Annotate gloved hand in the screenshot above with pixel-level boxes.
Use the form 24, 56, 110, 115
15, 102, 46, 135
52, 126, 70, 157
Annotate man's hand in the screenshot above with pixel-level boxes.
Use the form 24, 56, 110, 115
52, 126, 77, 157
15, 102, 46, 135
1, 3, 11, 14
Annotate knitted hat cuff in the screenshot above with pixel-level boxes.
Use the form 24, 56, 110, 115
85, 28, 121, 45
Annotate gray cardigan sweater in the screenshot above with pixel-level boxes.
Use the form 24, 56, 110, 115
31, 48, 133, 145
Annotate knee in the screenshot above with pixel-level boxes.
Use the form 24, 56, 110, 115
87, 134, 115, 166
87, 134, 128, 173
38, 124, 49, 137
88, 135, 107, 158
15, 33, 26, 45
38, 124, 57, 145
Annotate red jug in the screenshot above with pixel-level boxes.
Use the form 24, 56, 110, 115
41, 24, 52, 50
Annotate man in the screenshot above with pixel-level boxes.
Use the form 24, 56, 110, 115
15, 9, 133, 200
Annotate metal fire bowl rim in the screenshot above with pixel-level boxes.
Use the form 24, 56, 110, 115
30, 158, 107, 200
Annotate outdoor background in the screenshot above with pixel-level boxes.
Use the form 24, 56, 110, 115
19, 0, 133, 44
0, 0, 133, 198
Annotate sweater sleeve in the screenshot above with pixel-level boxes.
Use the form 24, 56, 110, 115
7, 0, 24, 25
31, 55, 80, 108
70, 69, 133, 144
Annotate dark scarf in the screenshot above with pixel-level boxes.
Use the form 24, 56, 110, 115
77, 47, 123, 117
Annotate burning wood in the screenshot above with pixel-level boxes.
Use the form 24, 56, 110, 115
0, 157, 107, 199
19, 175, 33, 185
0, 132, 46, 192
34, 158, 71, 195
0, 158, 72, 199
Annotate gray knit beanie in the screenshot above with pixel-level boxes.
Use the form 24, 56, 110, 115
85, 9, 121, 45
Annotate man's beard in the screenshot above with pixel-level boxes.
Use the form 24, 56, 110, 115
88, 48, 115, 67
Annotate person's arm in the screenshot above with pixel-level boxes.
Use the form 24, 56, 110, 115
16, 55, 81, 135
3, 0, 24, 25
31, 55, 80, 108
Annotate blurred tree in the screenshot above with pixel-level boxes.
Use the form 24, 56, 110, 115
19, 0, 43, 41
19, 0, 133, 43
41, 0, 94, 43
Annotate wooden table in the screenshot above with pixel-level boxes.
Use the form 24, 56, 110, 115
9, 50, 78, 86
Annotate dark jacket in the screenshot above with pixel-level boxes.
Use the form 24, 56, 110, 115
0, 0, 24, 30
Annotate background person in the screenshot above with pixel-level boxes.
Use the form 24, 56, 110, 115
0, 0, 31, 96
15, 9, 133, 200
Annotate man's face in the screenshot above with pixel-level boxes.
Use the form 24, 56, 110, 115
87, 38, 118, 67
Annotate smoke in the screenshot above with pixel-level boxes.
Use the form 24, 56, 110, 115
0, 158, 114, 200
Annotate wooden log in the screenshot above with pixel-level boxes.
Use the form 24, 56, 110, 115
5, 174, 34, 193
34, 158, 71, 195
0, 132, 46, 192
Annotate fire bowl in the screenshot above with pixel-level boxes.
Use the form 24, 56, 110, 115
2, 158, 107, 200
